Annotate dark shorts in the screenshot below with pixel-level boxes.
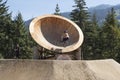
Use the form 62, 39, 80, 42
63, 37, 69, 42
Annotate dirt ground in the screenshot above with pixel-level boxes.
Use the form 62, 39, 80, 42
0, 59, 120, 80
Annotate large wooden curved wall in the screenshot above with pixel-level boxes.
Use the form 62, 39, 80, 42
29, 15, 84, 53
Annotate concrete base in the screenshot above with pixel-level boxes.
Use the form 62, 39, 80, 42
0, 59, 120, 80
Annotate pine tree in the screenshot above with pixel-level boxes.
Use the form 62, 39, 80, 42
0, 0, 13, 58
12, 13, 33, 59
70, 0, 90, 60
70, 0, 89, 31
54, 4, 61, 15
86, 13, 101, 59
100, 8, 120, 61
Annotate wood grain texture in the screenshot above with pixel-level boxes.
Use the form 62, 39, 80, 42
29, 14, 84, 53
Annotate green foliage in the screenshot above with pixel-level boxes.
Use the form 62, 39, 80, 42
70, 0, 89, 31
0, 0, 12, 58
54, 4, 61, 15
0, 0, 34, 59
70, 1, 120, 62
99, 8, 120, 62
0, 0, 120, 61
0, 0, 8, 15
83, 13, 100, 59
70, 0, 93, 59
12, 13, 33, 59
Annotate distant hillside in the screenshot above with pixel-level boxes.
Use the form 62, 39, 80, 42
61, 4, 120, 24
61, 12, 71, 19
25, 4, 120, 27
24, 18, 33, 30
88, 4, 120, 24
89, 4, 112, 10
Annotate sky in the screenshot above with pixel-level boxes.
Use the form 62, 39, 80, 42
7, 0, 120, 21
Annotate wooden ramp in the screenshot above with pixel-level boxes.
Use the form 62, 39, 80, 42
0, 59, 120, 80
29, 15, 84, 53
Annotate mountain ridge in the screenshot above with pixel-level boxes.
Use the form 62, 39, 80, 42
25, 4, 120, 27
